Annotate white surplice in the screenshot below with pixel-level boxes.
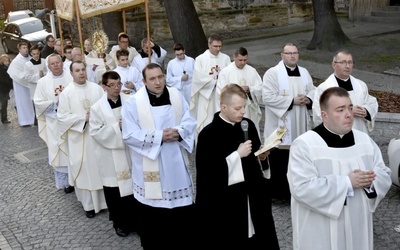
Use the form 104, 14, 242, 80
312, 73, 378, 133
190, 50, 231, 135
85, 54, 108, 84
113, 65, 144, 95
121, 87, 197, 208
89, 93, 133, 197
132, 46, 167, 72
34, 71, 72, 189
262, 61, 315, 145
63, 60, 72, 74
7, 53, 35, 126
288, 129, 392, 250
34, 71, 72, 167
86, 50, 115, 71
23, 58, 47, 100
166, 55, 195, 104
57, 81, 107, 212
109, 46, 138, 69
216, 62, 263, 135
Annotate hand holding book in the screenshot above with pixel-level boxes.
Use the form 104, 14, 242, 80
254, 126, 287, 157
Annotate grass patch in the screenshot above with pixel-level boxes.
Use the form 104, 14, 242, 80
359, 54, 400, 63
0, 18, 5, 31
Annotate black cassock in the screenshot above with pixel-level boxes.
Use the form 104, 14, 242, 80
195, 112, 280, 249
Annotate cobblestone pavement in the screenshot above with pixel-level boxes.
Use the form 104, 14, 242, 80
0, 109, 142, 249
1, 105, 400, 249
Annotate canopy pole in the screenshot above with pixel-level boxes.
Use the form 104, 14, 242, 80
122, 9, 127, 33
74, 0, 84, 57
145, 0, 151, 65
57, 16, 64, 57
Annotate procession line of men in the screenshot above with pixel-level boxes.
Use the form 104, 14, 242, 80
3, 30, 392, 249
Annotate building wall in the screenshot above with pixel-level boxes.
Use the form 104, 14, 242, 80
335, 0, 350, 12
11, 0, 44, 11
123, 0, 313, 47
349, 0, 390, 21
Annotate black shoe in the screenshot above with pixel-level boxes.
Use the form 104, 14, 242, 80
1, 120, 10, 123
64, 186, 75, 193
85, 210, 95, 218
115, 228, 130, 237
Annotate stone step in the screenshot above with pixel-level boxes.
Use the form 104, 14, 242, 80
371, 10, 400, 17
360, 15, 400, 24
381, 6, 400, 11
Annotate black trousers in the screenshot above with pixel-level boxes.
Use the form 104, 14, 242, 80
268, 148, 291, 200
103, 186, 138, 232
137, 201, 195, 250
1, 98, 8, 121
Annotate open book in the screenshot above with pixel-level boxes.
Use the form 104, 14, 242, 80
254, 126, 287, 156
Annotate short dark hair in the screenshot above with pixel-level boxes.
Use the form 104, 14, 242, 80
173, 43, 185, 51
102, 71, 121, 85
234, 47, 248, 57
142, 63, 163, 80
70, 60, 86, 72
208, 34, 223, 44
30, 44, 40, 52
45, 34, 54, 42
63, 45, 73, 53
116, 49, 129, 59
118, 33, 129, 41
320, 87, 350, 111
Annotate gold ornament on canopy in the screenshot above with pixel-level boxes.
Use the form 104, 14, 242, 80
55, 0, 149, 60
92, 30, 109, 54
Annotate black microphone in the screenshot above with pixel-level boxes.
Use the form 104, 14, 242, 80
240, 120, 249, 142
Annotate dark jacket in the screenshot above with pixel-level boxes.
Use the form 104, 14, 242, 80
0, 64, 13, 100
40, 45, 54, 59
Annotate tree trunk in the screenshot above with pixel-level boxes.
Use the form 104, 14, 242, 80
164, 0, 208, 58
307, 0, 350, 51
101, 11, 124, 48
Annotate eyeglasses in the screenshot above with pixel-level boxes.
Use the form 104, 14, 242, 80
105, 82, 122, 89
334, 61, 354, 66
282, 52, 299, 56
175, 53, 185, 57
119, 40, 129, 43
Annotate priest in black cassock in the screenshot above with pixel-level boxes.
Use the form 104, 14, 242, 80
195, 83, 280, 249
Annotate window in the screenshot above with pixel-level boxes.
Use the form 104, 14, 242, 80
19, 20, 44, 35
